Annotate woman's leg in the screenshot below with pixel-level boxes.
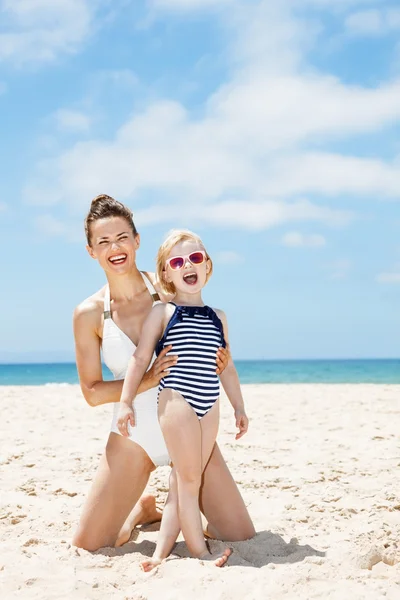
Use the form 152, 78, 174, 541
115, 494, 163, 548
140, 468, 180, 572
72, 433, 155, 551
200, 443, 256, 541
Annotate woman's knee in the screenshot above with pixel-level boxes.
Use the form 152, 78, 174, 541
72, 528, 103, 552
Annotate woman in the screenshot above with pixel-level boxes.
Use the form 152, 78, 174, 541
72, 194, 255, 551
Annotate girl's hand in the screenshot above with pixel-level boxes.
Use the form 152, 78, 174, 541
117, 404, 135, 436
216, 344, 230, 375
142, 345, 177, 389
234, 409, 249, 440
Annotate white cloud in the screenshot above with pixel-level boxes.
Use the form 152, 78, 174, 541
0, 0, 94, 65
92, 69, 139, 88
35, 214, 66, 236
345, 7, 400, 37
329, 259, 352, 280
376, 271, 400, 283
282, 232, 326, 248
133, 199, 351, 229
24, 0, 400, 235
305, 0, 379, 7
215, 251, 244, 265
149, 0, 233, 10
34, 214, 82, 242
54, 109, 91, 133
266, 152, 400, 198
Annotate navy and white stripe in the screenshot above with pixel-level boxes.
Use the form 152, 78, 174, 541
156, 304, 226, 419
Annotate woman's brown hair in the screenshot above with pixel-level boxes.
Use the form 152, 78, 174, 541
85, 194, 138, 246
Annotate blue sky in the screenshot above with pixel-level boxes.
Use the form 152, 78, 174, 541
1, 0, 400, 362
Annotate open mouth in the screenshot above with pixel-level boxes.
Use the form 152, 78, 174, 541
183, 272, 198, 286
108, 253, 127, 266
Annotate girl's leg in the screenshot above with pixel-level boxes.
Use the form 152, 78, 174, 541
158, 388, 206, 557
140, 468, 180, 572
158, 390, 230, 565
200, 443, 256, 541
72, 433, 155, 551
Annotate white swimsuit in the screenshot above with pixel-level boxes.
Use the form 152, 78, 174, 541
102, 272, 170, 467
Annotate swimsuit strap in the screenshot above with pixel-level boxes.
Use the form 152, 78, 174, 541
104, 284, 111, 320
141, 271, 161, 304
104, 273, 159, 320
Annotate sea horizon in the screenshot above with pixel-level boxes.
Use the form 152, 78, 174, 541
0, 358, 399, 386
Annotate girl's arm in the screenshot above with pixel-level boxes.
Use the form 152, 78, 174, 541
216, 309, 249, 440
117, 304, 166, 433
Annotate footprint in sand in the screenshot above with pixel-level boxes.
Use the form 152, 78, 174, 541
18, 481, 37, 496
10, 514, 27, 525
22, 538, 41, 547
53, 488, 77, 497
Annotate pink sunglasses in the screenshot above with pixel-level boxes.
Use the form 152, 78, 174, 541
165, 250, 207, 271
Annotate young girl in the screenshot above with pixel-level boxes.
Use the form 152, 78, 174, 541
117, 229, 249, 569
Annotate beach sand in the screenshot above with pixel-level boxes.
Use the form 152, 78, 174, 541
1, 383, 400, 599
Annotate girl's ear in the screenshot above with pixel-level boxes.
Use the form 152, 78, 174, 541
206, 259, 212, 274
163, 269, 171, 283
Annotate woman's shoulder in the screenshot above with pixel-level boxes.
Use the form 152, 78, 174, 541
73, 287, 106, 328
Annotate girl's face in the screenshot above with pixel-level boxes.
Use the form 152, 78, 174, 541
86, 216, 139, 275
164, 239, 211, 296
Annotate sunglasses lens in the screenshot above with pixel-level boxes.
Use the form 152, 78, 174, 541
169, 257, 184, 270
189, 252, 205, 265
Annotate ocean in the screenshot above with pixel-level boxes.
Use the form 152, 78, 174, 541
0, 359, 399, 386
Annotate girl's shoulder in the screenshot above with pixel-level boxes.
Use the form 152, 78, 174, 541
150, 300, 176, 320
212, 307, 226, 321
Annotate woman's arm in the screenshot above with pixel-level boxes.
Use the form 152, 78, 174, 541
216, 309, 249, 440
73, 299, 174, 407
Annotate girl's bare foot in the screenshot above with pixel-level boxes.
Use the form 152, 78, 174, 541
140, 556, 162, 572
200, 547, 232, 567
115, 495, 162, 547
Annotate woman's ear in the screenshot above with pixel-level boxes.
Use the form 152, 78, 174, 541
86, 244, 96, 259
134, 233, 140, 250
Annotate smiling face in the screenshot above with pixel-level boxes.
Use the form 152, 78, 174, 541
86, 216, 140, 274
164, 239, 211, 296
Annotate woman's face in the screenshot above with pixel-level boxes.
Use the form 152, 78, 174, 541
164, 239, 211, 296
86, 216, 139, 274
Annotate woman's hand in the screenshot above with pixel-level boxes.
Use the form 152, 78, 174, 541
234, 409, 249, 440
117, 404, 135, 436
216, 344, 230, 375
141, 345, 177, 390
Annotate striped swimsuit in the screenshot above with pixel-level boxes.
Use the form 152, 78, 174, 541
156, 303, 226, 419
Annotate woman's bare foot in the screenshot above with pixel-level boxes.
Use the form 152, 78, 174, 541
200, 547, 232, 567
115, 495, 162, 547
140, 556, 162, 572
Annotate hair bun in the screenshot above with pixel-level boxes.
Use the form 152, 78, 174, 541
91, 194, 112, 209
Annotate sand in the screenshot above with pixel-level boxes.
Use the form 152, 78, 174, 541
1, 383, 400, 599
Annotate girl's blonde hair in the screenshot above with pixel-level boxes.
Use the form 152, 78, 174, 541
156, 229, 213, 295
